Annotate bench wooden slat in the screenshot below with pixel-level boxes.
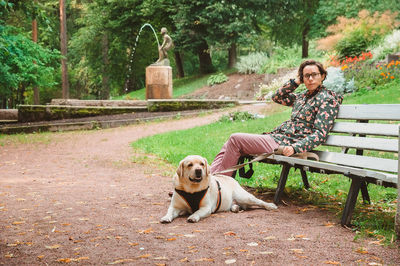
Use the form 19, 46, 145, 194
338, 104, 400, 120
324, 135, 398, 152
267, 155, 398, 185
314, 151, 397, 173
331, 122, 399, 136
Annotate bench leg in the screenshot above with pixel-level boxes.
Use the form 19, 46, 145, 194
360, 181, 370, 204
300, 169, 310, 189
274, 163, 291, 205
341, 177, 361, 226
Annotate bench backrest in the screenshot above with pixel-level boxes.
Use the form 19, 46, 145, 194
318, 104, 400, 175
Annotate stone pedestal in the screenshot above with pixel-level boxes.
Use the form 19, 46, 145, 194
145, 65, 172, 99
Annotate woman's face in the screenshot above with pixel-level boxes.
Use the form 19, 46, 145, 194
302, 65, 325, 92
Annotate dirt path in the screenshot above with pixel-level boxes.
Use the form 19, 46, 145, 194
1, 105, 399, 265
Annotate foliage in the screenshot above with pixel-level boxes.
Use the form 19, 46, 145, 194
323, 67, 355, 94
207, 72, 228, 86
260, 43, 325, 74
0, 24, 60, 107
218, 111, 260, 123
236, 52, 268, 74
310, 0, 400, 39
371, 30, 400, 60
317, 10, 399, 59
265, 0, 319, 57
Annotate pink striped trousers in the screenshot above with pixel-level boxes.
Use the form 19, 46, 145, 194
210, 133, 279, 177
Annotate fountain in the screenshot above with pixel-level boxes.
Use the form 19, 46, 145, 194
126, 24, 173, 99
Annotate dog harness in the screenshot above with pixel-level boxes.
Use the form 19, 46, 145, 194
175, 180, 222, 213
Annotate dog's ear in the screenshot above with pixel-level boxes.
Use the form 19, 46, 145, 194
176, 159, 185, 178
203, 157, 210, 176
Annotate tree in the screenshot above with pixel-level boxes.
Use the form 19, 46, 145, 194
59, 0, 69, 98
0, 25, 59, 108
266, 0, 320, 58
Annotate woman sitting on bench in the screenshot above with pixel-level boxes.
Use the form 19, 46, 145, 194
210, 60, 343, 177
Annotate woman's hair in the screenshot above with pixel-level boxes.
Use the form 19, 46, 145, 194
298, 60, 327, 83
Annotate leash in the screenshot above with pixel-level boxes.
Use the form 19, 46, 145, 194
213, 146, 319, 176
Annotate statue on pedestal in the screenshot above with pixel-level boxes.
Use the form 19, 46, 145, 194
154, 27, 174, 66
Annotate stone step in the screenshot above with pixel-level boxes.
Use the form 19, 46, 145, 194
18, 105, 148, 123
50, 99, 147, 107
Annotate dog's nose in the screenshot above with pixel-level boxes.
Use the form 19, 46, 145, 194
195, 169, 202, 178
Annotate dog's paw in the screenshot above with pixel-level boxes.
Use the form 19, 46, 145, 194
230, 204, 241, 213
264, 202, 278, 210
160, 216, 172, 223
187, 214, 200, 223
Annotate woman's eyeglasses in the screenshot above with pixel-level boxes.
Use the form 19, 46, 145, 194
303, 73, 321, 80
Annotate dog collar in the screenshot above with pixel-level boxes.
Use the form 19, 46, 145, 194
175, 186, 209, 213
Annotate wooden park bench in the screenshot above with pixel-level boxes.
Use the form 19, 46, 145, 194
235, 104, 400, 226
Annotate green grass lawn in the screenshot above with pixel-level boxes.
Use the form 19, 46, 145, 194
131, 82, 399, 244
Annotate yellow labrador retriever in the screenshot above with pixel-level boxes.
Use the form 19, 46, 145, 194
160, 155, 277, 223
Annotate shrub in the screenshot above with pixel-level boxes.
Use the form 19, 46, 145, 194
236, 52, 268, 74
207, 72, 228, 86
218, 111, 261, 123
371, 30, 400, 60
317, 10, 399, 59
323, 67, 355, 94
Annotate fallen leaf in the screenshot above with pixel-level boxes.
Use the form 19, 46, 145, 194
324, 222, 335, 227
259, 251, 273, 255
45, 244, 61, 249
324, 261, 340, 265
38, 255, 45, 259
56, 258, 71, 263
179, 257, 188, 262
167, 238, 176, 241
355, 247, 368, 254
290, 249, 303, 254
138, 228, 154, 234
138, 254, 151, 258
225, 259, 236, 264
4, 253, 14, 258
154, 257, 168, 260
239, 249, 249, 252
108, 258, 136, 264
12, 221, 25, 225
194, 258, 214, 262
128, 242, 139, 246
224, 231, 236, 236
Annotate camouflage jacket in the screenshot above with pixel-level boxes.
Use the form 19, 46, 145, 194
269, 81, 343, 153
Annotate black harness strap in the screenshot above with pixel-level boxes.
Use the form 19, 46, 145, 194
175, 186, 209, 213
175, 180, 222, 214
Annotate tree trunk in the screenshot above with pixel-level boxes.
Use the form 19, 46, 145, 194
228, 42, 237, 68
301, 20, 310, 58
101, 34, 110, 100
32, 16, 40, 105
197, 40, 214, 74
60, 0, 69, 99
396, 127, 400, 237
174, 51, 184, 78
